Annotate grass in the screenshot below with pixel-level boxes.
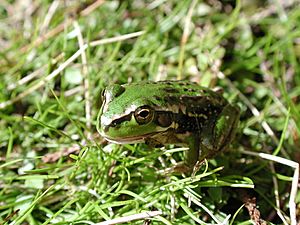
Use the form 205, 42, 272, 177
0, 0, 299, 224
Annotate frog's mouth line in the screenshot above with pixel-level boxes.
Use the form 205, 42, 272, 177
101, 132, 156, 144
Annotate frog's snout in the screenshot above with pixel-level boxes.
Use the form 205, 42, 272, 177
98, 115, 111, 134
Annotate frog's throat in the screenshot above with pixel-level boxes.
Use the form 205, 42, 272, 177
101, 132, 158, 144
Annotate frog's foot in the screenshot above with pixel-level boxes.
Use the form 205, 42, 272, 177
158, 162, 192, 175
191, 160, 206, 176
158, 161, 205, 176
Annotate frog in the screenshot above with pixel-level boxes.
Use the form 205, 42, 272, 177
97, 80, 240, 172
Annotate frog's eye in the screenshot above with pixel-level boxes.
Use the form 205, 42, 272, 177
134, 106, 154, 125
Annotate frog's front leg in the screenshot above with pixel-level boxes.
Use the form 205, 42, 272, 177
166, 134, 202, 174
152, 132, 200, 174
186, 134, 208, 174
185, 134, 200, 167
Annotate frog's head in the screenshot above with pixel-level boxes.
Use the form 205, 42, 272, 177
97, 83, 173, 144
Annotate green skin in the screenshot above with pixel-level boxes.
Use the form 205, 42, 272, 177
97, 80, 240, 171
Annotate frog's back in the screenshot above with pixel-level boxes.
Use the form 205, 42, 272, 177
123, 80, 228, 112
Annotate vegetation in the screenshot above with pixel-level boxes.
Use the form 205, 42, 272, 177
0, 0, 299, 224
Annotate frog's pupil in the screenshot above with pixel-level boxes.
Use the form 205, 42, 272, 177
138, 109, 149, 118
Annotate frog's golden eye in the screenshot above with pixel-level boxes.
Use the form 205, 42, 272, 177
134, 106, 154, 125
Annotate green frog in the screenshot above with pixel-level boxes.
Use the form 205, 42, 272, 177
97, 80, 239, 171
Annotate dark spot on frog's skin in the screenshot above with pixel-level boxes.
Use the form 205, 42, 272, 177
154, 95, 162, 101
183, 88, 194, 92
163, 87, 180, 93
180, 95, 203, 102
151, 103, 159, 107
177, 81, 197, 86
178, 82, 187, 86
163, 81, 173, 85
184, 88, 198, 93
164, 96, 178, 104
174, 113, 205, 132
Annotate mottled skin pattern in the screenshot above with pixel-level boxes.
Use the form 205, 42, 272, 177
97, 80, 240, 171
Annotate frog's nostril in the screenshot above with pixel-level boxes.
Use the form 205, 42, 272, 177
103, 125, 109, 133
